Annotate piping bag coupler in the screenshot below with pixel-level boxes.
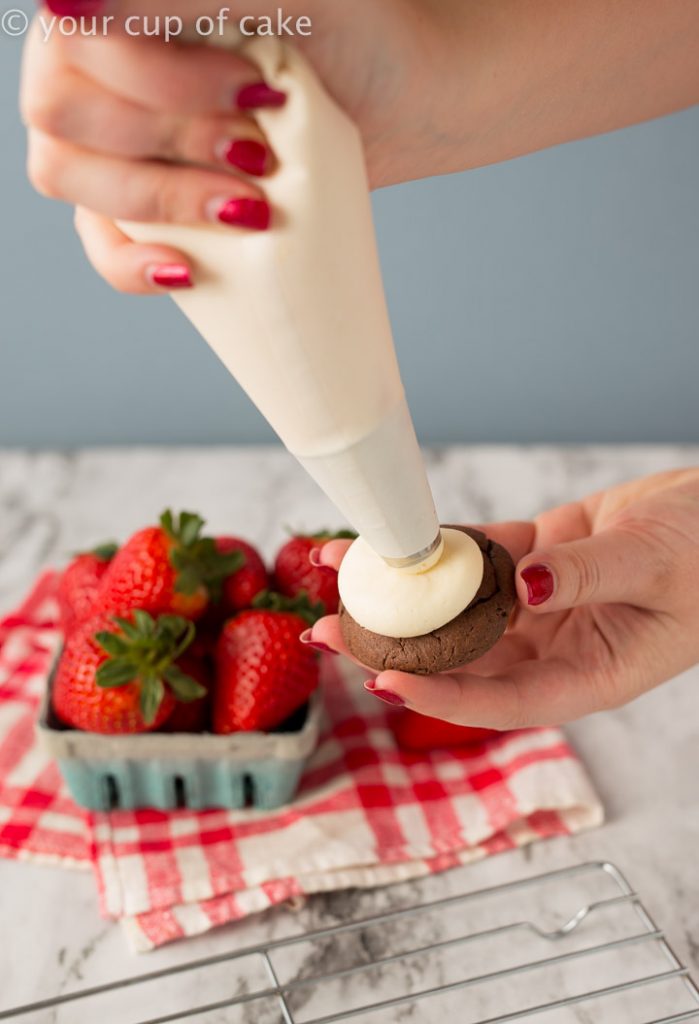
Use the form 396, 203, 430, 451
122, 32, 441, 571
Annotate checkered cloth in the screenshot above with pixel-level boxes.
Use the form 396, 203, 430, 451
0, 573, 603, 951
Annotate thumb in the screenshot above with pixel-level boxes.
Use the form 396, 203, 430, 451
517, 526, 665, 612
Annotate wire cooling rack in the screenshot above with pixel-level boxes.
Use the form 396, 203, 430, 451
3, 861, 698, 1023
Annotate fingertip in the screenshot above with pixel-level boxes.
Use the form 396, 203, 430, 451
370, 668, 524, 730
235, 82, 287, 111
218, 138, 274, 178
113, 253, 195, 295
308, 614, 344, 653
517, 560, 556, 610
145, 263, 194, 291
207, 196, 272, 230
363, 678, 407, 706
370, 669, 463, 715
299, 628, 339, 655
318, 539, 353, 570
308, 547, 324, 568
73, 208, 196, 295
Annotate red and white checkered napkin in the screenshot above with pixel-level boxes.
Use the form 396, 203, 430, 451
0, 573, 604, 952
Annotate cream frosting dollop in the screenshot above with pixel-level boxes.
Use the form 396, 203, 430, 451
338, 528, 484, 638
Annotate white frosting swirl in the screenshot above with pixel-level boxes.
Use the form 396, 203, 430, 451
338, 528, 484, 638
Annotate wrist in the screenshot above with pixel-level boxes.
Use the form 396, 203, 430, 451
367, 0, 473, 187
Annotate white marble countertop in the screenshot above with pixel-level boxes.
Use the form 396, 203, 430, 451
0, 444, 697, 1023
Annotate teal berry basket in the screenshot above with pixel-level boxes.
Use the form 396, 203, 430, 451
37, 664, 323, 813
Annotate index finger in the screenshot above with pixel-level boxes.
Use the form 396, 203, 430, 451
54, 33, 271, 115
372, 658, 597, 730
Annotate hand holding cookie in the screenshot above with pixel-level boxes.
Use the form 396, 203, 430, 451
307, 469, 699, 730
338, 527, 516, 675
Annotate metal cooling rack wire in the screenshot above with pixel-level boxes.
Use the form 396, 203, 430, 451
1, 860, 697, 1023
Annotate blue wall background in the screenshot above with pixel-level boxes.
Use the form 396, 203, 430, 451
1, 20, 698, 446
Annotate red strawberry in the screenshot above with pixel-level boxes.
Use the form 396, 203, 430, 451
161, 655, 210, 732
388, 708, 499, 751
186, 616, 220, 660
95, 511, 243, 622
213, 594, 322, 733
58, 542, 118, 635
52, 610, 205, 734
274, 530, 355, 615
216, 536, 269, 612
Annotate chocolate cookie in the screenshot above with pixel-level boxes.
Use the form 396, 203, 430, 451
339, 526, 516, 675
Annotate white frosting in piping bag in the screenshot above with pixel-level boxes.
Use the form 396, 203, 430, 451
121, 32, 486, 632
121, 32, 440, 564
339, 528, 484, 638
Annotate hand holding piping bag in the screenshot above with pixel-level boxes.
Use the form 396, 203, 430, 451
21, 1, 699, 292
308, 470, 699, 728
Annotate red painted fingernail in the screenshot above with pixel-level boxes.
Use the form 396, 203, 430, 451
309, 548, 337, 573
364, 680, 406, 707
148, 264, 193, 289
213, 198, 271, 230
521, 563, 554, 606
299, 629, 337, 655
221, 139, 270, 177
44, 0, 103, 14
236, 82, 287, 110
310, 641, 338, 655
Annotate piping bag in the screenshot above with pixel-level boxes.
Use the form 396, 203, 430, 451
123, 33, 442, 572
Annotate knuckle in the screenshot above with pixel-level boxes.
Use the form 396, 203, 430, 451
566, 547, 602, 605
27, 135, 65, 199
152, 171, 183, 223
20, 63, 75, 137
72, 206, 86, 233
72, 209, 141, 296
22, 91, 66, 137
590, 663, 630, 712
157, 116, 184, 161
117, 164, 175, 223
497, 677, 530, 731
616, 519, 677, 600
132, 166, 183, 223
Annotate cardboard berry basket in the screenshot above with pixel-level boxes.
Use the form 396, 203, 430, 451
37, 658, 324, 813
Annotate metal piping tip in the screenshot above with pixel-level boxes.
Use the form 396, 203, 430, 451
383, 531, 444, 574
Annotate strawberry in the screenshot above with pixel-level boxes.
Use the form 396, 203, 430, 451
52, 610, 205, 734
388, 708, 499, 751
186, 616, 221, 660
213, 593, 323, 734
57, 542, 118, 635
273, 530, 356, 615
216, 536, 269, 612
161, 655, 210, 732
95, 510, 243, 621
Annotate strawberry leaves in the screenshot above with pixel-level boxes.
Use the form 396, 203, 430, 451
252, 589, 326, 626
140, 678, 165, 726
283, 525, 357, 542
70, 541, 119, 562
89, 542, 119, 562
163, 665, 207, 702
160, 509, 245, 600
93, 659, 136, 688
94, 610, 205, 725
